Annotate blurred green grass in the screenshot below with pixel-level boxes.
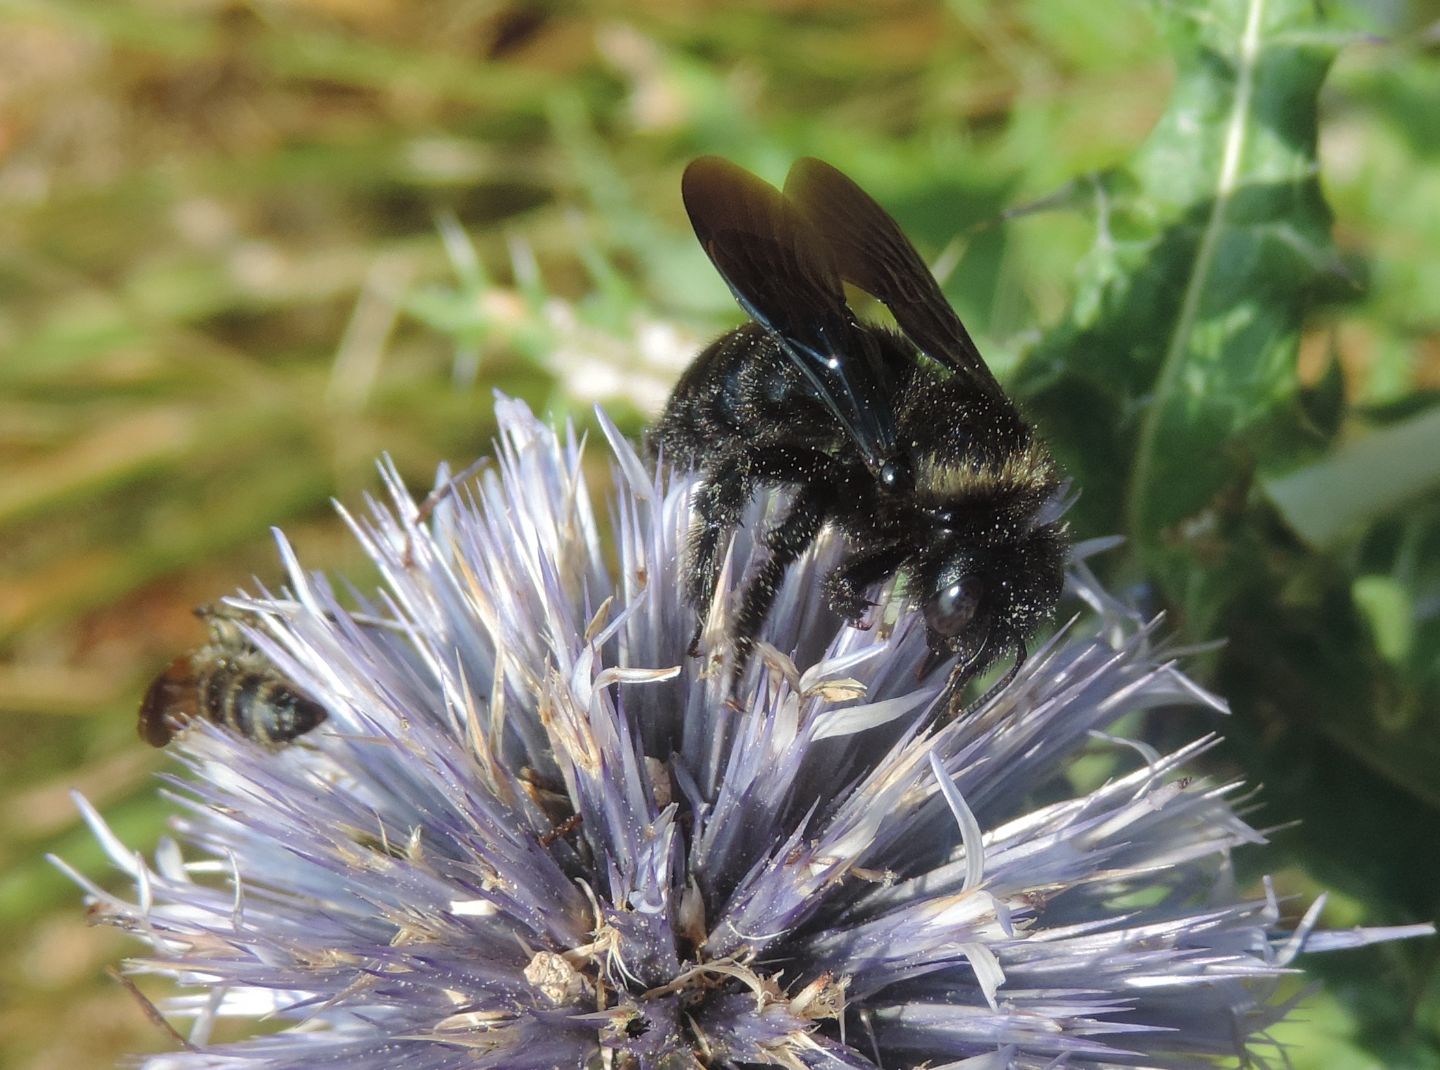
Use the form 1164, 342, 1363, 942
1, 1, 1436, 1065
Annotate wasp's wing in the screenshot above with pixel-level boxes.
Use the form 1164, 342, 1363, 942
683, 155, 897, 466
784, 156, 1002, 398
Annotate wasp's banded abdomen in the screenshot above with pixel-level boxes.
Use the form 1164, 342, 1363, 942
199, 661, 326, 745
139, 648, 327, 748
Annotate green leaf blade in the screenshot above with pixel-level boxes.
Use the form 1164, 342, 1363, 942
1131, 0, 1340, 534
1018, 0, 1343, 547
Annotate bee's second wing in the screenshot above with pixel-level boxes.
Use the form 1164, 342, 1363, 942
683, 156, 898, 466
784, 156, 1002, 399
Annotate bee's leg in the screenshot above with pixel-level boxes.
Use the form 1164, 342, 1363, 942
685, 445, 831, 656
686, 457, 758, 655
731, 482, 830, 666
822, 544, 908, 627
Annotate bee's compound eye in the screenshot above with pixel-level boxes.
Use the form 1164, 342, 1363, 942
924, 577, 983, 637
879, 456, 912, 492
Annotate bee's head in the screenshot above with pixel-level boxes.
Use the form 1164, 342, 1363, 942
919, 521, 1067, 678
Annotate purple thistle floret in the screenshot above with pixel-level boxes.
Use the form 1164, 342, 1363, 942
59, 399, 1429, 1069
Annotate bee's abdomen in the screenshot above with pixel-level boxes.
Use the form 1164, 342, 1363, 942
198, 665, 327, 745
651, 324, 804, 468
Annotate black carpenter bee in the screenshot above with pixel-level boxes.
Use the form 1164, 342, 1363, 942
138, 606, 327, 747
651, 156, 1067, 688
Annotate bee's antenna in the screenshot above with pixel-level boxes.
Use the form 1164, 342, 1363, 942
953, 640, 1027, 721
414, 456, 490, 526
935, 632, 988, 715
107, 967, 199, 1052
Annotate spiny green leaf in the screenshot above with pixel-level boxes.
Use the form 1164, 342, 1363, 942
1017, 0, 1344, 554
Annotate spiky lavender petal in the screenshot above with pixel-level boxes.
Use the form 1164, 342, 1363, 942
58, 398, 1429, 1070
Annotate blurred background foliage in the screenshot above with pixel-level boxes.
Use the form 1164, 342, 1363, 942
1, 0, 1437, 1066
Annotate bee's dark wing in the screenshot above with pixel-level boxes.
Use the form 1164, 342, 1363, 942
784, 156, 1003, 399
683, 156, 897, 466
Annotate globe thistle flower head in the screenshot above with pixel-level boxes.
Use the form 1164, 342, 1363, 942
59, 398, 1429, 1070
